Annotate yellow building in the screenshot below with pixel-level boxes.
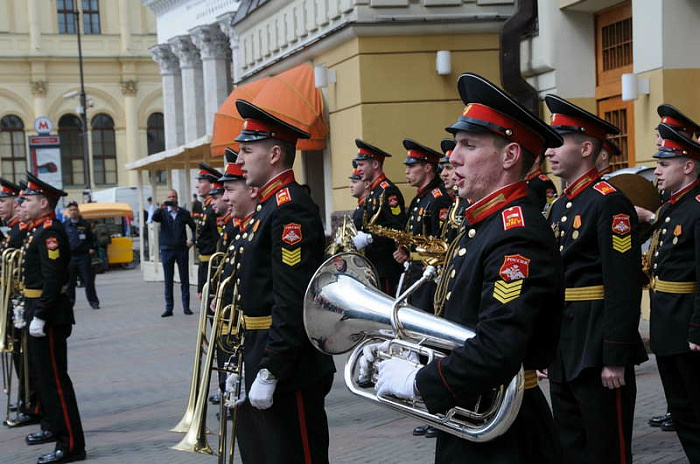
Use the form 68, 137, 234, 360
0, 0, 163, 203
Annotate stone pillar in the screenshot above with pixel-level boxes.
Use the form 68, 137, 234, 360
119, 0, 132, 53
27, 0, 41, 51
149, 44, 184, 149
122, 79, 139, 186
219, 14, 240, 85
168, 35, 205, 143
190, 25, 231, 134
30, 80, 47, 120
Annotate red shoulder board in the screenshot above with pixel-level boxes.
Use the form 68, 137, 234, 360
43, 219, 53, 228
612, 214, 631, 235
380, 181, 390, 189
538, 174, 549, 182
432, 188, 443, 198
282, 223, 302, 246
46, 237, 58, 250
19, 223, 27, 230
439, 208, 449, 222
276, 188, 291, 206
696, 195, 700, 202
499, 254, 530, 282
593, 181, 616, 196
501, 206, 525, 230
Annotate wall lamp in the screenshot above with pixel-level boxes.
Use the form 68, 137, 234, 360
621, 73, 650, 101
436, 50, 452, 76
314, 65, 336, 89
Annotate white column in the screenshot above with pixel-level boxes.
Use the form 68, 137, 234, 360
190, 25, 231, 134
27, 0, 41, 51
219, 14, 240, 85
119, 0, 132, 53
149, 44, 184, 149
121, 80, 139, 186
168, 35, 205, 143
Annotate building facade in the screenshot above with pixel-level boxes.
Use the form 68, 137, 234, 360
0, 0, 162, 202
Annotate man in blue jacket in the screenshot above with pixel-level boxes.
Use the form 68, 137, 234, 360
152, 190, 196, 317
64, 201, 100, 309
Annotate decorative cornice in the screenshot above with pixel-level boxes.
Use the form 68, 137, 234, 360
121, 80, 139, 96
190, 25, 230, 60
30, 80, 48, 97
149, 43, 181, 75
168, 35, 202, 68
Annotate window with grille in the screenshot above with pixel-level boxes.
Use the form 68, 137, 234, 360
92, 114, 117, 186
147, 113, 167, 184
58, 115, 85, 186
57, 0, 77, 34
0, 116, 27, 184
604, 108, 629, 170
601, 17, 632, 71
82, 0, 101, 35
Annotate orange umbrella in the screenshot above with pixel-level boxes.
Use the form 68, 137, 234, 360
210, 77, 269, 157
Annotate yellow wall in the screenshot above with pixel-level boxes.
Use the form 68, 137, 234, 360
316, 33, 501, 213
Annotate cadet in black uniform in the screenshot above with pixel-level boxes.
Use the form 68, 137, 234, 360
596, 139, 621, 177
233, 100, 335, 463
194, 163, 223, 299
438, 139, 467, 246
353, 139, 407, 296
525, 158, 558, 213
22, 173, 85, 464
647, 124, 700, 463
371, 73, 565, 463
393, 139, 452, 312
348, 167, 368, 230
544, 95, 647, 464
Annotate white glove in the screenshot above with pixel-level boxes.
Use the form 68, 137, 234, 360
249, 370, 278, 410
352, 231, 374, 250
358, 340, 419, 385
29, 317, 46, 338
224, 367, 246, 408
376, 357, 420, 401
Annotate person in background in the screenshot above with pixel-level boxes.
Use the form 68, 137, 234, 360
348, 167, 368, 230
191, 193, 203, 215
65, 201, 100, 310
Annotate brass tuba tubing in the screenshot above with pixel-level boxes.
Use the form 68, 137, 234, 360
304, 252, 524, 442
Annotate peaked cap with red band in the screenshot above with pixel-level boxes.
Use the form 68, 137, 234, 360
219, 148, 245, 182
545, 94, 620, 141
354, 139, 393, 162
447, 73, 562, 156
23, 172, 67, 200
349, 168, 362, 180
234, 99, 310, 145
654, 123, 700, 161
0, 177, 21, 198
439, 138, 456, 164
657, 104, 700, 138
195, 162, 223, 183
402, 139, 442, 165
602, 139, 621, 158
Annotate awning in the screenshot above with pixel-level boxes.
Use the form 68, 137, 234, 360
125, 135, 222, 171
210, 63, 329, 156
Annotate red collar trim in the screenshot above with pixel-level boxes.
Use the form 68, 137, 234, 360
564, 168, 600, 199
465, 181, 528, 225
259, 170, 295, 203
203, 196, 213, 207
242, 211, 255, 225
357, 197, 366, 207
369, 173, 388, 191
670, 179, 700, 204
7, 217, 19, 227
29, 213, 56, 229
525, 169, 542, 181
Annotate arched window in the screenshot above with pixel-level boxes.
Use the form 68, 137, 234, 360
92, 114, 117, 185
0, 115, 27, 184
58, 114, 85, 186
147, 113, 167, 184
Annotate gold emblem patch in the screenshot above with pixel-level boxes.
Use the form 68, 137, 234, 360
281, 247, 301, 266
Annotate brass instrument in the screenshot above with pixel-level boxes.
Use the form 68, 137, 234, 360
304, 252, 524, 442
325, 216, 358, 256
366, 224, 448, 266
171, 251, 226, 433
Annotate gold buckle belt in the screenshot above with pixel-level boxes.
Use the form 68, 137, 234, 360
652, 279, 697, 294
23, 287, 66, 298
243, 315, 272, 330
565, 285, 604, 302
524, 370, 538, 390
199, 254, 212, 262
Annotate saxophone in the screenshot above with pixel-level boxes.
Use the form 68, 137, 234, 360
365, 224, 448, 267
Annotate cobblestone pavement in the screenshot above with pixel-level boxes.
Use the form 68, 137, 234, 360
0, 269, 689, 463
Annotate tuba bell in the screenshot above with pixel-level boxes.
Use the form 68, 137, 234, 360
304, 252, 524, 442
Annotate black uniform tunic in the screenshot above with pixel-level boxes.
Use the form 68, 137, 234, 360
195, 196, 220, 293
24, 214, 85, 456
360, 173, 407, 295
415, 181, 563, 463
547, 168, 647, 464
649, 179, 700, 462
526, 169, 558, 214
236, 170, 335, 463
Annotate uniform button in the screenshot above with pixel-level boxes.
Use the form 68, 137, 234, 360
559, 245, 564, 251
566, 202, 572, 208
236, 263, 241, 269
665, 217, 671, 223
662, 228, 667, 234
445, 291, 451, 300
561, 216, 567, 223
654, 251, 659, 257
236, 278, 240, 285
256, 205, 262, 212
236, 294, 241, 301
450, 269, 456, 279
235, 234, 241, 240
417, 216, 422, 222
239, 247, 244, 254
560, 230, 565, 238
468, 229, 476, 238
659, 241, 663, 247
242, 233, 248, 239
413, 207, 418, 211
653, 263, 658, 269
458, 248, 466, 256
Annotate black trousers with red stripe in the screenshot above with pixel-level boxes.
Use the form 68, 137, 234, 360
657, 352, 700, 464
29, 325, 85, 454
550, 367, 636, 464
237, 373, 333, 464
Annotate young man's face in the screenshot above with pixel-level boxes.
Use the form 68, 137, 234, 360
196, 179, 211, 197
654, 157, 692, 192
545, 134, 586, 181
23, 195, 45, 221
405, 162, 430, 188
348, 179, 366, 199
223, 180, 255, 218
211, 193, 227, 215
356, 159, 378, 183
236, 141, 274, 187
440, 163, 456, 190
67, 205, 80, 220
0, 197, 14, 220
450, 131, 506, 201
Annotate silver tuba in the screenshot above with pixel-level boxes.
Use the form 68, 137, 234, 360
304, 252, 524, 442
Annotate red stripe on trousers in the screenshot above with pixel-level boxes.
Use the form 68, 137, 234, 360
295, 391, 312, 464
615, 388, 627, 464
49, 329, 75, 452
